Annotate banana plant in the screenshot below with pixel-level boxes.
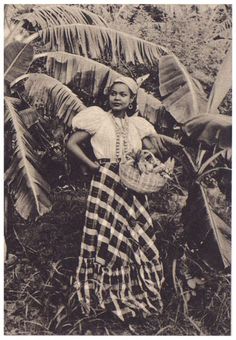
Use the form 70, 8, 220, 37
182, 42, 232, 152
18, 52, 163, 124
205, 4, 232, 44
4, 42, 54, 220
17, 4, 210, 123
12, 4, 108, 30
4, 97, 52, 219
4, 3, 231, 238
178, 43, 232, 270
4, 6, 111, 220
174, 145, 231, 270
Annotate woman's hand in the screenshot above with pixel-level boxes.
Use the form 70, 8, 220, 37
89, 161, 100, 173
142, 134, 183, 161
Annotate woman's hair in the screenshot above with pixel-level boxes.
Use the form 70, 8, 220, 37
105, 82, 138, 116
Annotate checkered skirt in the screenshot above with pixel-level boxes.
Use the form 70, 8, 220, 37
75, 162, 164, 321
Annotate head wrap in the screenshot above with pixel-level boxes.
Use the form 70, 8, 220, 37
110, 76, 138, 95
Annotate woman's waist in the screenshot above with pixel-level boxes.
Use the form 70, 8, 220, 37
98, 158, 121, 164
91, 134, 142, 159
92, 145, 140, 161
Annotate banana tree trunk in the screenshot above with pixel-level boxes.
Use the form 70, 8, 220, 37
4, 192, 8, 261
182, 181, 231, 270
4, 188, 14, 261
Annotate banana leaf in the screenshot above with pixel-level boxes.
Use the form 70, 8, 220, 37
18, 107, 40, 128
159, 55, 208, 123
34, 52, 163, 125
4, 41, 34, 85
4, 96, 52, 220
4, 99, 40, 129
12, 73, 86, 127
145, 133, 184, 162
13, 4, 108, 30
183, 114, 232, 149
182, 182, 231, 269
207, 45, 232, 114
25, 23, 208, 124
25, 23, 169, 65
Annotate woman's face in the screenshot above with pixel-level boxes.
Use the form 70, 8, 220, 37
109, 83, 133, 114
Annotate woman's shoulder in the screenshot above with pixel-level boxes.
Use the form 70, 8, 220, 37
128, 115, 156, 137
129, 115, 154, 128
129, 115, 147, 122
72, 106, 110, 134
73, 106, 109, 120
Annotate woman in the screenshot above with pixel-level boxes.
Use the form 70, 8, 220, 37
67, 76, 165, 322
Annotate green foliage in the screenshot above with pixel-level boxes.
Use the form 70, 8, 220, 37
183, 114, 231, 149
32, 52, 162, 124
17, 73, 86, 127
95, 5, 231, 107
4, 42, 34, 85
207, 45, 232, 114
159, 55, 208, 122
13, 4, 108, 31
26, 23, 168, 65
5, 97, 52, 220
183, 182, 231, 269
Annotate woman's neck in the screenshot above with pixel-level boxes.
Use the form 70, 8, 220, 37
112, 110, 126, 119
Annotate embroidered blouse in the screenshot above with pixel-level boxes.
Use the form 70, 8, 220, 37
71, 106, 156, 160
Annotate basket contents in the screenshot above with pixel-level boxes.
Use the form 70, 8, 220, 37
125, 150, 173, 177
119, 149, 174, 194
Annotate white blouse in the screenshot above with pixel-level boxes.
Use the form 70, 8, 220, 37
72, 106, 156, 160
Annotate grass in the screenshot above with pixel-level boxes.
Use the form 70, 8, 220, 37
4, 178, 231, 335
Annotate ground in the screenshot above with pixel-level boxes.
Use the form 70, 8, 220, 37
4, 178, 231, 335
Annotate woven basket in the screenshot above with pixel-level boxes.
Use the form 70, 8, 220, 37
119, 150, 168, 194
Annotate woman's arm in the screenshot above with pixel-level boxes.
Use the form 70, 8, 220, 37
67, 130, 99, 172
142, 136, 160, 155
142, 134, 183, 161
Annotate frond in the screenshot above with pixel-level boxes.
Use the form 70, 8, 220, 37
205, 5, 232, 43
207, 44, 232, 114
4, 41, 34, 84
4, 96, 52, 220
34, 52, 162, 124
12, 73, 86, 127
26, 23, 169, 65
206, 18, 232, 43
183, 114, 232, 149
19, 107, 40, 128
159, 55, 208, 123
13, 4, 108, 30
25, 25, 209, 123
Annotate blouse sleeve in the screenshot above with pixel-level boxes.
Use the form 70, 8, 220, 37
130, 116, 156, 139
71, 106, 108, 135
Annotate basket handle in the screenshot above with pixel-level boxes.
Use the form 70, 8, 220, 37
141, 149, 158, 163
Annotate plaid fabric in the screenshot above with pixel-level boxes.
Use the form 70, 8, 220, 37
75, 162, 164, 321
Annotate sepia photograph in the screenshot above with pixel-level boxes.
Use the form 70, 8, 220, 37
4, 3, 232, 336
